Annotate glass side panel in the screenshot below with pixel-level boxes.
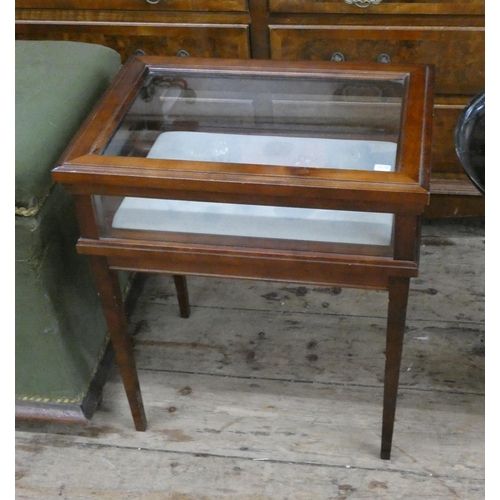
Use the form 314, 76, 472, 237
95, 195, 394, 257
102, 70, 405, 173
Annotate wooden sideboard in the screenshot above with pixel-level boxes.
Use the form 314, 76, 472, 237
15, 0, 485, 217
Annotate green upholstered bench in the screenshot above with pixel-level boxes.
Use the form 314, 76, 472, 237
15, 41, 124, 422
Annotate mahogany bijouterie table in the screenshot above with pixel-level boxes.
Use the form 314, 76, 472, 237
52, 57, 434, 459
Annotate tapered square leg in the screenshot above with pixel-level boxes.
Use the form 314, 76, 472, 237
89, 256, 147, 431
173, 275, 191, 318
381, 276, 410, 460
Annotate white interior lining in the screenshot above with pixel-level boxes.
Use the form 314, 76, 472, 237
112, 132, 395, 246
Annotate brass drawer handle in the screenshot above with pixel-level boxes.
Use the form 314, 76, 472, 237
331, 52, 346, 62
377, 53, 391, 63
177, 50, 190, 57
344, 0, 383, 8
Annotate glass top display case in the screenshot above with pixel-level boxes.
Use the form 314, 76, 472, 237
100, 67, 406, 253
52, 57, 434, 460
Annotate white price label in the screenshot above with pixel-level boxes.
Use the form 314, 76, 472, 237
374, 164, 392, 172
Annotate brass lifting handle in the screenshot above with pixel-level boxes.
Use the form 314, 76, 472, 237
344, 0, 383, 8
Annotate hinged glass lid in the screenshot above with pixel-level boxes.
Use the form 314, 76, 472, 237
102, 71, 405, 174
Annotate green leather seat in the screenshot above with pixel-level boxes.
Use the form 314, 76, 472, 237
15, 41, 123, 420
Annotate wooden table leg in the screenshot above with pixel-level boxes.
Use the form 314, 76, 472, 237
381, 276, 410, 460
89, 255, 147, 431
173, 275, 191, 318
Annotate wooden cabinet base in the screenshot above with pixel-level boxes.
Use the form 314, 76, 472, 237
426, 180, 485, 218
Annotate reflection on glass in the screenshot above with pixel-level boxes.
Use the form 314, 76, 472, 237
103, 71, 405, 171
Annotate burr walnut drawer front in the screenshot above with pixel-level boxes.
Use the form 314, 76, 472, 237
269, 0, 484, 15
269, 26, 484, 96
15, 0, 248, 12
15, 23, 251, 60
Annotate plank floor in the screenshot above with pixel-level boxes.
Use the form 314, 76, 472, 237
15, 219, 485, 499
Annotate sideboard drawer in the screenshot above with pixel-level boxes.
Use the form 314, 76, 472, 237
270, 26, 484, 95
15, 0, 249, 12
15, 23, 251, 60
269, 0, 484, 15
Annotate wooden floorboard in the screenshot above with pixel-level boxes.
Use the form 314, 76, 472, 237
15, 219, 485, 499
